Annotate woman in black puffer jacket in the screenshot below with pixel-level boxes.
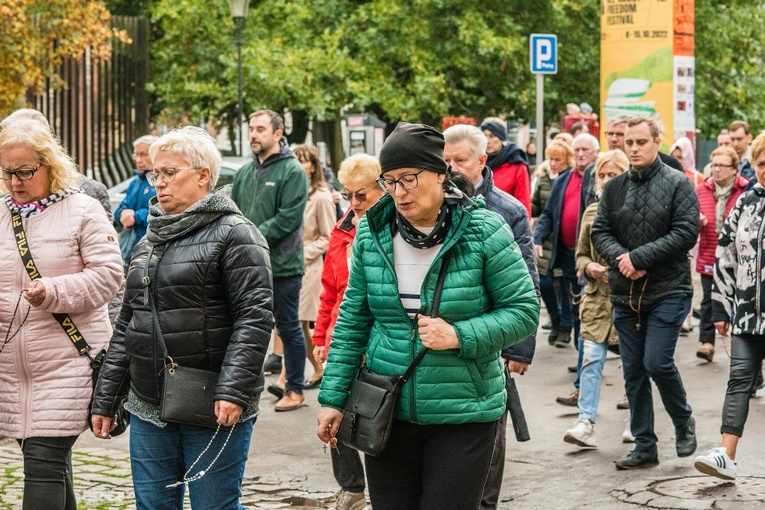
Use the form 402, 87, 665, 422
91, 126, 273, 509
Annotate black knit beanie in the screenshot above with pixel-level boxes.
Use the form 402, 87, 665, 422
480, 121, 507, 142
379, 122, 448, 175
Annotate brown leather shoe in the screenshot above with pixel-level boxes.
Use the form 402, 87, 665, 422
696, 343, 715, 362
275, 390, 306, 412
556, 389, 579, 407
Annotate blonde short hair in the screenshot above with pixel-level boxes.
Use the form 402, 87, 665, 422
593, 150, 629, 192
149, 126, 222, 191
710, 146, 740, 169
338, 154, 381, 188
0, 118, 79, 194
545, 141, 574, 167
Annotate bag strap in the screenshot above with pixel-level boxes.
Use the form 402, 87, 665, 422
142, 243, 172, 362
9, 210, 97, 364
400, 249, 453, 383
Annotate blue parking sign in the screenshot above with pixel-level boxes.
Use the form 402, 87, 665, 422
530, 34, 558, 74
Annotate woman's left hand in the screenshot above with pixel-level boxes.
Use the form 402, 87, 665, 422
23, 280, 46, 307
215, 400, 243, 427
417, 315, 459, 350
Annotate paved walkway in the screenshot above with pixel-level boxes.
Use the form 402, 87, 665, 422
5, 290, 765, 508
0, 440, 355, 509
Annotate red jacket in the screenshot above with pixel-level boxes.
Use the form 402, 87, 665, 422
312, 211, 356, 347
492, 162, 531, 216
695, 175, 749, 275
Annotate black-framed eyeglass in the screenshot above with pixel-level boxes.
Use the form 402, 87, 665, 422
146, 166, 198, 186
340, 190, 368, 202
0, 165, 40, 181
710, 164, 736, 170
377, 168, 427, 193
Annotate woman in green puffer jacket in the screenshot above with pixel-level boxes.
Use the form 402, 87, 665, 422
316, 123, 539, 510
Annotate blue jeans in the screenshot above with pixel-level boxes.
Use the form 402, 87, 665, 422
539, 272, 577, 329
613, 294, 692, 454
129, 415, 254, 509
274, 275, 307, 394
577, 340, 608, 422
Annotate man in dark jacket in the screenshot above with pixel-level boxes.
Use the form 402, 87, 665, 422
444, 124, 538, 510
232, 109, 309, 411
591, 116, 700, 470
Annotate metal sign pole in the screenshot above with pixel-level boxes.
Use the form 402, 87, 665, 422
536, 74, 544, 163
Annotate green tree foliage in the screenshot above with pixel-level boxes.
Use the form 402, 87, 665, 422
0, 0, 124, 117
695, 0, 765, 135
147, 0, 601, 136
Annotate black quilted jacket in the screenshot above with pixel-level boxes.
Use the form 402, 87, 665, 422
591, 157, 699, 307
91, 213, 273, 416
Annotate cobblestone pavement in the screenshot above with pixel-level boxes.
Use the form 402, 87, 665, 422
0, 440, 368, 510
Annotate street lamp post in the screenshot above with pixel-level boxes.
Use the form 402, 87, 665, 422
228, 0, 249, 157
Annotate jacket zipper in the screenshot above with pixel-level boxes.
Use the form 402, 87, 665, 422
369, 207, 469, 423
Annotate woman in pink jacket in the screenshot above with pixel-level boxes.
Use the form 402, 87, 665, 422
0, 118, 123, 509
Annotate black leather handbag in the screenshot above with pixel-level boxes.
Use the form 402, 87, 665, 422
144, 245, 220, 429
9, 210, 129, 436
336, 250, 452, 456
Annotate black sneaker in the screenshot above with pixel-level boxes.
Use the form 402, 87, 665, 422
615, 450, 659, 470
263, 353, 283, 375
547, 322, 561, 345
541, 319, 553, 330
676, 416, 697, 457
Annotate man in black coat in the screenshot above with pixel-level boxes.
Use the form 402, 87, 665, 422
591, 116, 700, 470
444, 124, 538, 510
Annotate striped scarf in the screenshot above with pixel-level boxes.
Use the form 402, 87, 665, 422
4, 188, 81, 218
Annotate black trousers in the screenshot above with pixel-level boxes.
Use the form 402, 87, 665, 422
364, 419, 498, 510
17, 435, 78, 510
721, 335, 765, 437
480, 410, 508, 509
699, 274, 716, 345
331, 437, 366, 492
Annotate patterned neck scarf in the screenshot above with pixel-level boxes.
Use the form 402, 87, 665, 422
4, 189, 81, 218
394, 201, 451, 249
713, 180, 735, 234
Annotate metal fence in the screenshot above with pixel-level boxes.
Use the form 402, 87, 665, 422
29, 16, 149, 188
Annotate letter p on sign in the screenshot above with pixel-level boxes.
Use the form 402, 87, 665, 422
530, 34, 558, 74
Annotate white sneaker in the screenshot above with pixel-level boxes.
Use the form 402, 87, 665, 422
694, 447, 737, 480
327, 489, 366, 510
564, 418, 597, 448
623, 418, 635, 443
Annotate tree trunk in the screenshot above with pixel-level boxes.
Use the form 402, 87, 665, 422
289, 109, 310, 144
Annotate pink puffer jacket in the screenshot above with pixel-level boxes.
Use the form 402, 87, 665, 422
0, 193, 123, 438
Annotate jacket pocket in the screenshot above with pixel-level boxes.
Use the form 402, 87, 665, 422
465, 360, 488, 397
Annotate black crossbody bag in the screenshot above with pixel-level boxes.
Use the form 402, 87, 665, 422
10, 210, 129, 436
143, 244, 220, 429
336, 250, 452, 456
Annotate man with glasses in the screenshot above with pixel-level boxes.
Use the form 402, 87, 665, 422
115, 135, 158, 272
444, 124, 538, 510
232, 109, 310, 412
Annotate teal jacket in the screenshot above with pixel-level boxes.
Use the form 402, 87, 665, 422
231, 146, 308, 277
318, 194, 539, 424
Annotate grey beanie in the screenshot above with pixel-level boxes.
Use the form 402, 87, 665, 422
379, 122, 448, 175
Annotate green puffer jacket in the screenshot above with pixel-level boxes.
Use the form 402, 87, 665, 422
318, 194, 539, 425
231, 146, 309, 278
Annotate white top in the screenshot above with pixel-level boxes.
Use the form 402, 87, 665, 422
393, 226, 441, 318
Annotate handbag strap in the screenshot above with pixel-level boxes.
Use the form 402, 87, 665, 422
9, 210, 98, 365
142, 243, 172, 362
400, 249, 453, 383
